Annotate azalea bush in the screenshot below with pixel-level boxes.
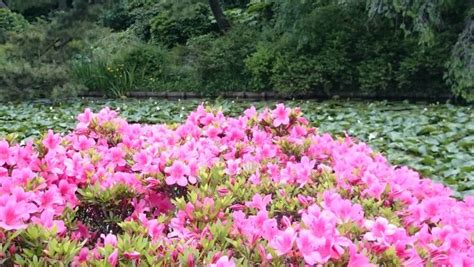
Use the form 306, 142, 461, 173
0, 104, 473, 266
1, 100, 472, 195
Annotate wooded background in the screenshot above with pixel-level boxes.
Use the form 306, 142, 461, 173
0, 0, 472, 102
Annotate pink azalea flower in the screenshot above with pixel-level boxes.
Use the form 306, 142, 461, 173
251, 209, 270, 230
296, 230, 329, 265
217, 187, 230, 197
348, 245, 375, 267
0, 166, 7, 177
34, 187, 63, 210
43, 130, 62, 151
245, 194, 272, 210
209, 256, 235, 267
11, 168, 34, 185
124, 251, 140, 260
73, 135, 95, 151
72, 247, 90, 266
101, 233, 117, 247
148, 192, 174, 214
363, 181, 386, 200
58, 180, 78, 205
0, 140, 10, 165
225, 159, 241, 176
10, 187, 34, 203
0, 198, 31, 230
269, 227, 296, 256
132, 150, 151, 171
364, 217, 398, 244
302, 209, 336, 238
100, 234, 117, 247
244, 106, 257, 118
77, 108, 93, 124
322, 191, 364, 224
272, 104, 291, 127
108, 248, 118, 267
255, 143, 277, 160
31, 208, 66, 234
64, 152, 84, 177
248, 170, 261, 185
108, 147, 126, 167
165, 160, 190, 186
14, 141, 35, 167
97, 107, 117, 122
261, 218, 278, 240
72, 222, 90, 240
206, 126, 221, 138
295, 156, 316, 185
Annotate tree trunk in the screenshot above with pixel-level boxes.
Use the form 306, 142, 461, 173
0, 1, 8, 9
208, 0, 230, 32
58, 0, 68, 10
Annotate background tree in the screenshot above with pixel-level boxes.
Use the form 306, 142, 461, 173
0, 0, 471, 102
209, 0, 230, 32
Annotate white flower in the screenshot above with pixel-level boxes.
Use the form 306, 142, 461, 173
368, 133, 377, 140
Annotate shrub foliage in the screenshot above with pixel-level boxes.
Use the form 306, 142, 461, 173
0, 105, 473, 266
0, 0, 472, 101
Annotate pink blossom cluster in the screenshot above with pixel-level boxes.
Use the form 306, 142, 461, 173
0, 104, 473, 266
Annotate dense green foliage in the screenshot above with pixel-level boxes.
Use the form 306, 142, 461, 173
0, 8, 27, 41
0, 99, 472, 196
0, 0, 472, 101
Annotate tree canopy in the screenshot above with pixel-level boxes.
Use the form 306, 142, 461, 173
0, 0, 471, 101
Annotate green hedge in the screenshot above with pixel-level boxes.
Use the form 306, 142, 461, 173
0, 0, 471, 102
